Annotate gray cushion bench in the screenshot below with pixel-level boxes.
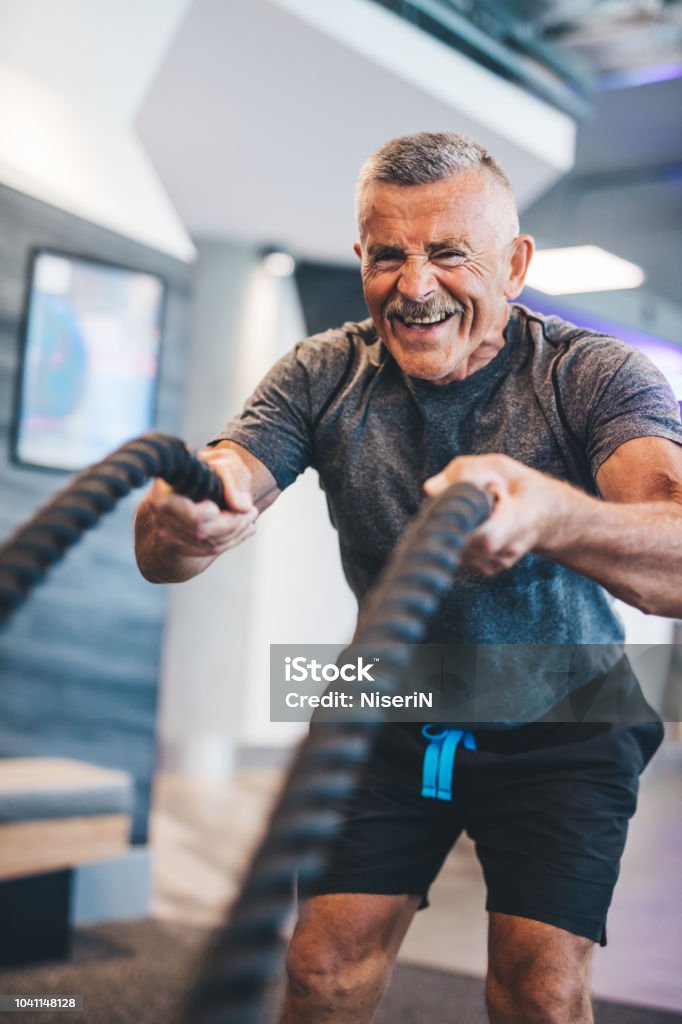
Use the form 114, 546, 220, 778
0, 757, 133, 964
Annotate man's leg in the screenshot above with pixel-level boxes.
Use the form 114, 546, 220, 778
280, 892, 420, 1024
463, 719, 664, 1023
486, 913, 594, 1024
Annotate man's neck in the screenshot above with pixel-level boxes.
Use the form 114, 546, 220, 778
436, 304, 512, 384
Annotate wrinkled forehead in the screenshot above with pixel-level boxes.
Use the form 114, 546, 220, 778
356, 171, 517, 246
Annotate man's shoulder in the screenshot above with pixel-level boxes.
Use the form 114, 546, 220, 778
293, 317, 380, 383
512, 303, 635, 375
296, 317, 377, 358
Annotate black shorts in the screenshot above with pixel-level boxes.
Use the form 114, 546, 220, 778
298, 717, 664, 945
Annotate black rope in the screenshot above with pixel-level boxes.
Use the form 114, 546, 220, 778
0, 434, 492, 1023
0, 433, 226, 621
181, 482, 492, 1024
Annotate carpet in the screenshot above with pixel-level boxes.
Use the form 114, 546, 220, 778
0, 919, 679, 1023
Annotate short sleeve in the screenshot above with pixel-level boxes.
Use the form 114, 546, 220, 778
559, 336, 682, 477
208, 345, 313, 491
206, 327, 359, 491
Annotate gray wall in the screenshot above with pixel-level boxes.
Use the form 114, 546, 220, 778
0, 184, 193, 842
157, 238, 259, 776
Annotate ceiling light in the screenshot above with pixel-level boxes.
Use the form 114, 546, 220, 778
525, 246, 645, 295
262, 249, 295, 277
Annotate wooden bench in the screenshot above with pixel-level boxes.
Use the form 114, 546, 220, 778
0, 757, 133, 964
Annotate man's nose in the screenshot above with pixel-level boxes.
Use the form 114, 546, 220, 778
396, 255, 437, 302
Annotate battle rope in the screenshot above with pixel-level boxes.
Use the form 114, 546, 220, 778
0, 433, 226, 621
0, 433, 492, 1023
181, 482, 492, 1024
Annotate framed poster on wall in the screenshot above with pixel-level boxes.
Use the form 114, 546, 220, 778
13, 249, 166, 471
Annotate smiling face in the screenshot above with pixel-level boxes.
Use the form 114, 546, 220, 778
355, 169, 533, 384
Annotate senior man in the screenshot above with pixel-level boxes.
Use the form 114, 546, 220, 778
135, 132, 682, 1024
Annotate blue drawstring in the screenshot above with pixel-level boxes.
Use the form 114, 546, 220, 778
421, 725, 476, 800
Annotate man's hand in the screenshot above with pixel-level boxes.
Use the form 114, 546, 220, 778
134, 445, 260, 583
147, 446, 258, 557
424, 454, 578, 576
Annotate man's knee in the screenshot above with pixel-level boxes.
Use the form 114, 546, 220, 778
486, 964, 591, 1024
285, 932, 390, 1008
283, 893, 417, 1014
486, 914, 593, 1024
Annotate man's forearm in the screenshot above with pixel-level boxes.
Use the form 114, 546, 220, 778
539, 487, 682, 616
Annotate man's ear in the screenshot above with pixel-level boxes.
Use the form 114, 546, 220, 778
353, 242, 362, 261
504, 234, 534, 299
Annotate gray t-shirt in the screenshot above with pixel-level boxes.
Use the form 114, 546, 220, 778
210, 304, 682, 715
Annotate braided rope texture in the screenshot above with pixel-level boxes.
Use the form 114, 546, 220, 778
0, 436, 490, 1022
0, 432, 226, 622
181, 482, 492, 1024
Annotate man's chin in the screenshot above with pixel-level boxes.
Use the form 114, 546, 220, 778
373, 319, 465, 381
392, 350, 460, 384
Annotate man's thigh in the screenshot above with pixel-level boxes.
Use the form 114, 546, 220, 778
464, 720, 664, 945
488, 912, 594, 979
298, 723, 463, 908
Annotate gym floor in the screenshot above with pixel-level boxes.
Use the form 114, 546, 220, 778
150, 732, 682, 1015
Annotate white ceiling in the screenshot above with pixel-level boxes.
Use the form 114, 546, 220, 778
135, 0, 575, 265
4, 0, 674, 303
0, 0, 191, 120
0, 0, 196, 259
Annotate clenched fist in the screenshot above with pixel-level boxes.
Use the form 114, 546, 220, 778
424, 453, 575, 576
134, 444, 262, 583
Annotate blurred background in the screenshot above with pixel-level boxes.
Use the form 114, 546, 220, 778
0, 0, 681, 1019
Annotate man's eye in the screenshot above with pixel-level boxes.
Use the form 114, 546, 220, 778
373, 252, 403, 267
433, 250, 465, 264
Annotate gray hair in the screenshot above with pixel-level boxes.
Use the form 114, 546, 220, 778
356, 131, 519, 233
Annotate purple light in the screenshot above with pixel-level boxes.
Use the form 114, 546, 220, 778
598, 62, 682, 90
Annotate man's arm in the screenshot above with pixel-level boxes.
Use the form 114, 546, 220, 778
424, 436, 682, 617
134, 440, 281, 584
